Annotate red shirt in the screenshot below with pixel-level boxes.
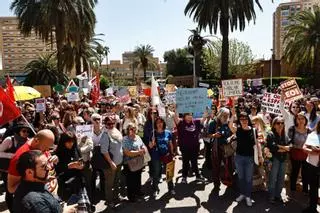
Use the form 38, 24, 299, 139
8, 142, 31, 176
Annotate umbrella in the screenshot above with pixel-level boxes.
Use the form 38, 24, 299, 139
13, 86, 41, 101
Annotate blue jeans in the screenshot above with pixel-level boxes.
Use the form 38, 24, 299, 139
268, 158, 286, 198
151, 159, 173, 191
235, 155, 254, 197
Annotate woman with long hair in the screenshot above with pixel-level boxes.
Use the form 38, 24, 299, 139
280, 93, 301, 136
122, 107, 138, 135
302, 120, 320, 213
305, 100, 320, 131
289, 112, 310, 193
267, 117, 290, 203
229, 112, 262, 207
149, 117, 175, 196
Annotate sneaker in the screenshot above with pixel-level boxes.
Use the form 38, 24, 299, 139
196, 175, 206, 182
170, 190, 176, 195
245, 197, 252, 207
181, 177, 187, 184
236, 194, 245, 202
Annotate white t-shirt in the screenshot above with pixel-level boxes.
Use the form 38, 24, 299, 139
305, 131, 320, 167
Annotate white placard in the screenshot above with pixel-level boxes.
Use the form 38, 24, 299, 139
221, 79, 243, 97
261, 93, 281, 115
35, 98, 46, 113
76, 124, 93, 138
67, 92, 80, 102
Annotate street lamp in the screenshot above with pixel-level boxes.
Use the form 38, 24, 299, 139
187, 54, 196, 88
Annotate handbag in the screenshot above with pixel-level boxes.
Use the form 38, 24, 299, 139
127, 155, 145, 172
253, 128, 259, 165
223, 134, 237, 158
143, 146, 151, 164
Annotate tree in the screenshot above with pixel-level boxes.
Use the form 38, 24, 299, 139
23, 53, 68, 87
163, 48, 193, 76
284, 5, 320, 81
11, 0, 97, 77
133, 44, 159, 82
204, 38, 256, 78
184, 0, 263, 80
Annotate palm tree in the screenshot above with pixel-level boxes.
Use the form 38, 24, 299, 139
24, 53, 68, 87
284, 5, 320, 81
10, 0, 97, 76
184, 0, 263, 80
133, 44, 159, 82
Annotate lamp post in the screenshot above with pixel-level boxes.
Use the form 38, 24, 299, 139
187, 54, 196, 88
270, 49, 273, 87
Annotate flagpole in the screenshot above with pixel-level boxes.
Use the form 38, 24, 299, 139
20, 114, 36, 135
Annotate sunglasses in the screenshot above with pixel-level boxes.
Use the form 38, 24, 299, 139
93, 118, 101, 122
53, 117, 60, 120
276, 122, 284, 125
239, 118, 248, 121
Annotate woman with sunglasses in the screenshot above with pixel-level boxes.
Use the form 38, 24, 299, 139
280, 92, 301, 136
123, 123, 147, 202
102, 115, 123, 208
267, 117, 290, 203
229, 111, 262, 207
149, 117, 175, 197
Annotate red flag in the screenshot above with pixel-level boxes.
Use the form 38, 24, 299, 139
0, 87, 21, 126
143, 88, 151, 97
6, 76, 15, 102
90, 74, 100, 105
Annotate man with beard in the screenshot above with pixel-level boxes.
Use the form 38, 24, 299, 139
13, 150, 77, 213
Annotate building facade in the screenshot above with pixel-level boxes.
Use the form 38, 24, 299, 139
0, 17, 54, 77
273, 0, 319, 60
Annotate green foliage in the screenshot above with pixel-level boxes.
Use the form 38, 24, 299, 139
163, 48, 193, 76
23, 53, 68, 87
133, 44, 159, 81
284, 5, 320, 78
100, 75, 110, 91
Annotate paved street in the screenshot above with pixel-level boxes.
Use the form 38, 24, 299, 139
0, 153, 317, 213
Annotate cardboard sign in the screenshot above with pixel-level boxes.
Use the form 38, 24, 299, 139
166, 84, 176, 92
76, 124, 93, 138
157, 103, 166, 117
176, 88, 207, 114
106, 87, 114, 96
35, 98, 46, 113
221, 79, 243, 97
166, 160, 175, 182
261, 93, 281, 115
280, 79, 303, 102
66, 92, 80, 102
127, 86, 137, 97
33, 85, 52, 97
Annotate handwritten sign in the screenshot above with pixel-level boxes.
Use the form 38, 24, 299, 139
35, 98, 46, 113
66, 92, 80, 102
176, 88, 207, 114
261, 93, 281, 115
165, 92, 176, 104
166, 160, 175, 182
127, 86, 137, 97
221, 79, 243, 97
76, 124, 93, 138
280, 79, 303, 102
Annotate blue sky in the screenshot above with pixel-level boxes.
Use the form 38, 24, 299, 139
0, 0, 286, 62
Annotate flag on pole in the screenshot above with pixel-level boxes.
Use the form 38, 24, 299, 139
76, 72, 88, 81
151, 74, 160, 106
5, 75, 15, 102
90, 74, 100, 105
0, 87, 21, 126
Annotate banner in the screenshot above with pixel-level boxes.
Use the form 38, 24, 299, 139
221, 79, 243, 97
0, 87, 21, 126
280, 79, 303, 102
35, 98, 46, 113
76, 124, 93, 138
116, 88, 131, 104
176, 88, 207, 114
165, 92, 176, 104
261, 93, 281, 115
166, 160, 175, 182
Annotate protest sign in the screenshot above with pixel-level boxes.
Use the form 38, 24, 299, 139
221, 79, 243, 97
261, 93, 281, 115
199, 82, 210, 88
127, 86, 137, 97
116, 88, 131, 104
66, 92, 80, 102
280, 79, 303, 102
35, 98, 46, 113
166, 84, 176, 92
76, 124, 93, 138
157, 103, 166, 117
166, 160, 175, 182
165, 92, 176, 104
176, 88, 207, 114
33, 85, 52, 97
106, 87, 114, 96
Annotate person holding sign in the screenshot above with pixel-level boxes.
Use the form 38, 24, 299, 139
302, 120, 320, 213
174, 112, 206, 184
148, 117, 175, 196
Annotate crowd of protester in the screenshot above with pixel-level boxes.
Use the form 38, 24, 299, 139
0, 84, 319, 213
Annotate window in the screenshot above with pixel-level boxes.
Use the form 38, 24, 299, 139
281, 9, 289, 16
281, 19, 289, 27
